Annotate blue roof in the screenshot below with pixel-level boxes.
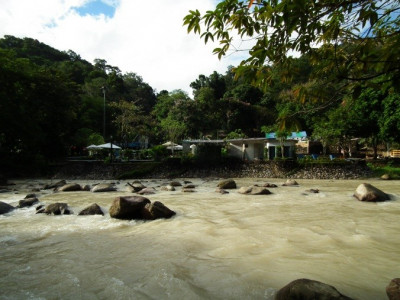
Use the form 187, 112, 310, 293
266, 131, 307, 139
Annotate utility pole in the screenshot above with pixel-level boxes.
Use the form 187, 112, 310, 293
101, 86, 106, 139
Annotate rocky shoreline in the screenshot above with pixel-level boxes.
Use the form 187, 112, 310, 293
49, 160, 374, 180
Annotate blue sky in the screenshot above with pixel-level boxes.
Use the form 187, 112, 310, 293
73, 0, 116, 18
0, 0, 248, 95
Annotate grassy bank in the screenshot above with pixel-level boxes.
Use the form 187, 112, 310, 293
367, 163, 400, 179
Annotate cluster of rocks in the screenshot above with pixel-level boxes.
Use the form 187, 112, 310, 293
217, 178, 391, 202
0, 179, 176, 220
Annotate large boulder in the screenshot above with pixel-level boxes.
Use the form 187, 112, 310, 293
17, 197, 39, 208
238, 186, 271, 195
78, 203, 104, 216
141, 201, 176, 220
354, 183, 390, 202
91, 183, 117, 193
0, 201, 14, 214
109, 196, 150, 220
217, 179, 237, 189
38, 203, 72, 215
386, 278, 400, 300
57, 183, 82, 192
275, 278, 353, 300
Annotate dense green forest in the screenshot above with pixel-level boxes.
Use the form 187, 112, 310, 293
0, 33, 400, 171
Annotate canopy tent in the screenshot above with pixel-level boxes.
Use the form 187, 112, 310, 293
162, 141, 178, 147
167, 145, 183, 151
96, 143, 121, 149
162, 141, 182, 151
86, 144, 99, 149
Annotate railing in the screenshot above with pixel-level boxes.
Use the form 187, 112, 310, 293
391, 150, 400, 158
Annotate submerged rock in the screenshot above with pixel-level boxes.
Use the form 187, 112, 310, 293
354, 183, 390, 202
275, 278, 353, 300
215, 188, 229, 194
217, 179, 236, 189
183, 184, 196, 189
160, 185, 175, 191
17, 197, 39, 208
39, 203, 72, 215
0, 201, 15, 215
262, 183, 278, 188
78, 203, 104, 216
238, 186, 271, 195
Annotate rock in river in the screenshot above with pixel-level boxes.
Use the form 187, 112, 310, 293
0, 201, 14, 215
109, 196, 150, 220
238, 186, 271, 195
91, 183, 117, 193
217, 179, 236, 189
78, 203, 104, 216
57, 183, 82, 192
17, 197, 39, 208
38, 203, 72, 215
386, 278, 400, 300
354, 183, 390, 202
141, 201, 176, 220
275, 278, 353, 300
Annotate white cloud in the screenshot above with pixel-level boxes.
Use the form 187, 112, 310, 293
0, 0, 249, 95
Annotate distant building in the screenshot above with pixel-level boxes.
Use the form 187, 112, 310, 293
265, 132, 305, 160
227, 138, 267, 161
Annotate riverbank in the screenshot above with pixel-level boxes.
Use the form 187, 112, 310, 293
47, 159, 374, 180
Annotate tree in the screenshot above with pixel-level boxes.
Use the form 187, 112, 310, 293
160, 115, 186, 154
184, 1, 400, 97
122, 73, 157, 113
110, 100, 154, 147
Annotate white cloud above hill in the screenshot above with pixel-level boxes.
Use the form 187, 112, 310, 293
0, 0, 249, 95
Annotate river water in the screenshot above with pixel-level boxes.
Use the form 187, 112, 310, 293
0, 178, 399, 300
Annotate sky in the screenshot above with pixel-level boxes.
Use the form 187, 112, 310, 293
0, 0, 249, 95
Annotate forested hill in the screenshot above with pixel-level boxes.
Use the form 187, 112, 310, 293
0, 35, 74, 65
0, 35, 158, 172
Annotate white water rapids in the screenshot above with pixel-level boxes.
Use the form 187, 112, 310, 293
0, 178, 399, 299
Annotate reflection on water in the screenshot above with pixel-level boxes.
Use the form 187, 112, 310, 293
1, 178, 399, 299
